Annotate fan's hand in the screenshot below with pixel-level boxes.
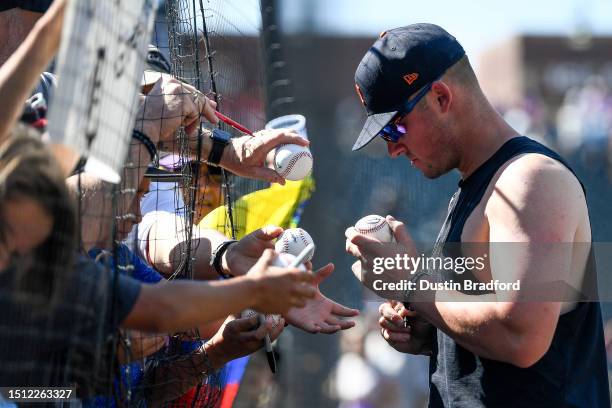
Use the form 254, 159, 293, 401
219, 129, 309, 184
135, 76, 218, 144
222, 226, 283, 276
205, 314, 285, 370
284, 263, 360, 333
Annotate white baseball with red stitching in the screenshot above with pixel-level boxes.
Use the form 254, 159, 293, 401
354, 214, 396, 243
274, 228, 315, 262
273, 144, 313, 181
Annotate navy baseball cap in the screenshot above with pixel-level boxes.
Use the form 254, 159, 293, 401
352, 24, 465, 151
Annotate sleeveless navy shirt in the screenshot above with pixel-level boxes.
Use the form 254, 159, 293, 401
428, 136, 610, 407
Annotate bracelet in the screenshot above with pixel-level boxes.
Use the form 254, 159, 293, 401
210, 239, 237, 279
132, 129, 158, 162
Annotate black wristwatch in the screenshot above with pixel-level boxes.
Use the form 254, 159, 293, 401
207, 128, 231, 166
210, 239, 238, 279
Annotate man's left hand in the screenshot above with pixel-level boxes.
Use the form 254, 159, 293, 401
345, 215, 417, 277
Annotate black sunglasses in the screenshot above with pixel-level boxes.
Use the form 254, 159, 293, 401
378, 81, 435, 143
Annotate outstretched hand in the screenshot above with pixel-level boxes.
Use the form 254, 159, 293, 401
247, 249, 316, 315
284, 263, 360, 334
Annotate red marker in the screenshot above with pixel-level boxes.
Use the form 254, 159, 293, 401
214, 111, 254, 136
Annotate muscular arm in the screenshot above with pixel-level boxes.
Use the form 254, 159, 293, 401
412, 154, 587, 367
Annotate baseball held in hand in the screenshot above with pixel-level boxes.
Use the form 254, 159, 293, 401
273, 144, 313, 181
354, 214, 396, 243
274, 228, 315, 262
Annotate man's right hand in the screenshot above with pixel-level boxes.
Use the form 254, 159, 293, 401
246, 249, 316, 315
378, 300, 433, 355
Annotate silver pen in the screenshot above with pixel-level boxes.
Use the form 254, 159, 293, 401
262, 243, 316, 373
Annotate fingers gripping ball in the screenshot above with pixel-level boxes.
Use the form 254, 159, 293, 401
241, 253, 306, 325
274, 228, 315, 263
354, 214, 396, 243
265, 114, 313, 181
273, 144, 313, 181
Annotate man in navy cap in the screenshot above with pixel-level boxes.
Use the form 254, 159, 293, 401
345, 24, 609, 407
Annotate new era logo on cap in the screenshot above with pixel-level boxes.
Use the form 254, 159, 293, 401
352, 23, 465, 151
403, 73, 419, 85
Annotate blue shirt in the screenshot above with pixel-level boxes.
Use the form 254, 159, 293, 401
85, 244, 163, 407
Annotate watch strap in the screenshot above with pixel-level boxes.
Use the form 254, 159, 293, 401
207, 129, 230, 166
211, 239, 238, 279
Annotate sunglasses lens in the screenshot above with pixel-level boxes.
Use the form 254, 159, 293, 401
379, 124, 402, 143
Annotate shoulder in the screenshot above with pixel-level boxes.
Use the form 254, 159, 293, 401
485, 153, 586, 241
496, 153, 582, 199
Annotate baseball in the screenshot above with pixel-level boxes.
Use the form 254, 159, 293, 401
275, 228, 315, 262
273, 144, 313, 181
354, 214, 396, 243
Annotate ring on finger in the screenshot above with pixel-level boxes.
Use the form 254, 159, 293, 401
192, 91, 204, 106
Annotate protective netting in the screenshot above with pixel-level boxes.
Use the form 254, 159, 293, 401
108, 1, 308, 406
165, 0, 269, 226
0, 0, 283, 405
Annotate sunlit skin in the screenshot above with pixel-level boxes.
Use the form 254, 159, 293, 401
385, 89, 461, 179
0, 197, 53, 270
